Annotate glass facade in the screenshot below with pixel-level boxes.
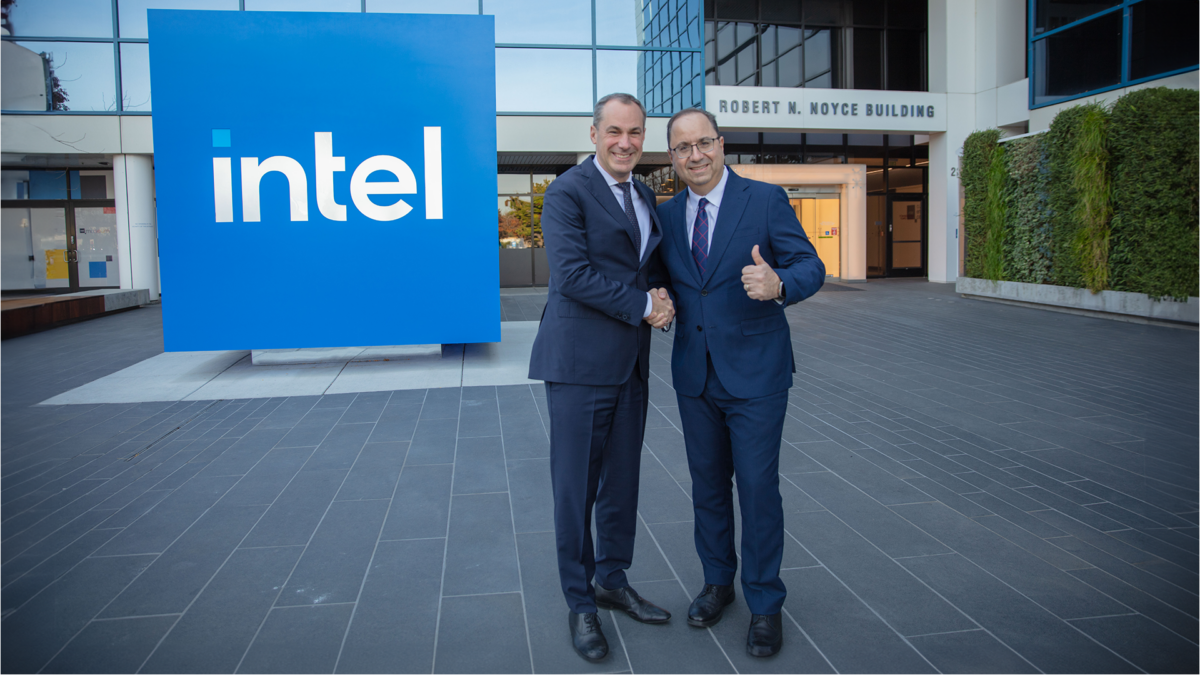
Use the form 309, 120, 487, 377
1030, 0, 1199, 108
0, 0, 704, 116
704, 0, 928, 91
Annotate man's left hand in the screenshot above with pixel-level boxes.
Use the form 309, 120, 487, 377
741, 245, 781, 301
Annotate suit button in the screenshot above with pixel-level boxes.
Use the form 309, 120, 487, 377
696, 326, 703, 332
701, 290, 708, 297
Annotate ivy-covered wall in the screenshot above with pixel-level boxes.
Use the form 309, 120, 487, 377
961, 87, 1198, 300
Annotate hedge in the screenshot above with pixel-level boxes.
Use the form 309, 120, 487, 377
961, 87, 1198, 299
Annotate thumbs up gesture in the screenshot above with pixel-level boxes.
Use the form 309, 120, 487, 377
741, 245, 782, 301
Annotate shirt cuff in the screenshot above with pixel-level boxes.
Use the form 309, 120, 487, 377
774, 280, 786, 306
643, 293, 654, 319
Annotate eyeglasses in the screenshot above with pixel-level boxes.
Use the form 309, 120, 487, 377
670, 137, 718, 157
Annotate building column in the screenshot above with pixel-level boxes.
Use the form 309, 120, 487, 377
113, 154, 160, 300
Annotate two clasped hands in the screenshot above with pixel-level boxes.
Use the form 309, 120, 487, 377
645, 244, 781, 328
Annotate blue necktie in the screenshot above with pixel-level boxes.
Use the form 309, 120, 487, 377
692, 197, 710, 275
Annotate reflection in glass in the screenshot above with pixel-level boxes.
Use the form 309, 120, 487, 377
804, 29, 833, 84
120, 43, 152, 111
640, 51, 703, 115
12, 42, 115, 111
497, 174, 532, 194
118, 1, 239, 39
244, 0, 360, 11
886, 29, 923, 91
485, 0, 591, 45
598, 50, 640, 102
75, 207, 120, 288
368, 0, 478, 14
1130, 0, 1199, 80
496, 48, 592, 112
2, 0, 112, 38
2, 42, 52, 110
0, 208, 69, 289
1034, 0, 1120, 34
1032, 10, 1121, 105
853, 28, 883, 89
597, 0, 644, 46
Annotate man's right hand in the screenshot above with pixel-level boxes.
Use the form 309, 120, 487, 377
646, 288, 674, 329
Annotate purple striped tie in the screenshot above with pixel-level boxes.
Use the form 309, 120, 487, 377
692, 197, 710, 275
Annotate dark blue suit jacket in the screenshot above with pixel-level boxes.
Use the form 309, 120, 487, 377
528, 157, 663, 385
652, 169, 825, 399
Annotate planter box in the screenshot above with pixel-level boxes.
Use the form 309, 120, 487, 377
956, 277, 1198, 326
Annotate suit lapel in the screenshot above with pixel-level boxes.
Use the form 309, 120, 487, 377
669, 193, 700, 285
701, 170, 749, 286
582, 159, 642, 254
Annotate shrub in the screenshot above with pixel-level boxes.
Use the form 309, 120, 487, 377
1071, 105, 1113, 292
961, 129, 1002, 279
1005, 135, 1052, 284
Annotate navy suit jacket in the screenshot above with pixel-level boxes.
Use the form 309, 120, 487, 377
528, 157, 663, 385
652, 169, 825, 399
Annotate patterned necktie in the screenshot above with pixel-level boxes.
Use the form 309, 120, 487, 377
692, 197, 710, 275
618, 182, 639, 230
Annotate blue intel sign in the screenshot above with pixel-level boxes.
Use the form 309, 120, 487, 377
149, 10, 499, 351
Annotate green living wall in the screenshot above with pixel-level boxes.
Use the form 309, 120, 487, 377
961, 87, 1198, 300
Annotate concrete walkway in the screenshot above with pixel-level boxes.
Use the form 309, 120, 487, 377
1, 282, 1196, 673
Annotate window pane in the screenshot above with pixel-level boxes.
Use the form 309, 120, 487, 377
644, 51, 702, 114
715, 0, 756, 21
120, 43, 152, 111
1032, 10, 1121, 105
853, 28, 883, 89
497, 174, 532, 194
761, 25, 776, 61
367, 0, 478, 14
777, 26, 800, 52
804, 0, 844, 25
760, 0, 801, 24
1, 207, 69, 290
3, 0, 112, 38
777, 46, 801, 87
496, 48, 592, 112
886, 29, 923, 91
850, 0, 886, 25
10, 42, 115, 112
716, 22, 735, 58
888, 167, 924, 192
887, 0, 928, 29
1130, 0, 1200, 80
75, 206, 120, 288
597, 49, 640, 102
597, 0, 643, 46
244, 0, 360, 11
1034, 0, 1121, 34
485, 0, 591, 45
119, 1, 239, 39
805, 29, 833, 83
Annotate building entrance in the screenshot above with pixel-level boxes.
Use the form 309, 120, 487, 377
791, 198, 840, 278
887, 197, 925, 277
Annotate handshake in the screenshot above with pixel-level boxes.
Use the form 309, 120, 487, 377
645, 288, 674, 329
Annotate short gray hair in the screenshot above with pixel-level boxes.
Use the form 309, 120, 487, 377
593, 93, 647, 130
666, 108, 721, 147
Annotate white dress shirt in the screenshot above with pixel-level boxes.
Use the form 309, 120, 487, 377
685, 165, 785, 302
593, 156, 655, 318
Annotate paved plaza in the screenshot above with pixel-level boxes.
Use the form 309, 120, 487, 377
1, 281, 1196, 673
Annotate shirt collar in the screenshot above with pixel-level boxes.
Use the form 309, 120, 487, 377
687, 165, 728, 209
592, 155, 630, 189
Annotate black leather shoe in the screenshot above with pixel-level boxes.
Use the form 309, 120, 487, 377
687, 584, 735, 627
746, 613, 782, 657
569, 612, 608, 662
594, 584, 671, 624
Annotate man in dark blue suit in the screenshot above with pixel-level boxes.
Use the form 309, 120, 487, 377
528, 93, 675, 662
652, 108, 825, 657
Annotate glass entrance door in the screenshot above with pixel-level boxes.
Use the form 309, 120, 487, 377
1, 207, 71, 290
887, 197, 925, 277
791, 198, 840, 278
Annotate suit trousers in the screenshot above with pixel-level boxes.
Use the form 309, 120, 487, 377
545, 365, 647, 613
677, 354, 788, 615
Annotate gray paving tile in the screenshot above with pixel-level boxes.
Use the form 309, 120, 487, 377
0, 554, 156, 673
140, 546, 303, 673
636, 455, 696, 525
442, 492, 520, 596
336, 538, 443, 674
625, 518, 676, 584
421, 388, 461, 420
278, 499, 388, 607
339, 392, 388, 424
276, 408, 343, 448
219, 447, 313, 507
1067, 565, 1199, 643
94, 474, 240, 556
380, 463, 452, 541
242, 469, 347, 548
199, 428, 290, 476
304, 423, 373, 472
781, 566, 932, 673
369, 402, 422, 444
434, 593, 531, 674
459, 397, 501, 438
788, 471, 950, 559
101, 503, 268, 618
43, 615, 178, 674
336, 441, 407, 501
907, 629, 1038, 674
500, 414, 550, 460
1069, 613, 1199, 674
898, 552, 1135, 673
453, 436, 508, 495
407, 417, 459, 465
787, 510, 974, 636
507, 458, 553, 534
1, 527, 121, 615
239, 604, 354, 674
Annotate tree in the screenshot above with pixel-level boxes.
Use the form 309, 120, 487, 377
497, 178, 552, 247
